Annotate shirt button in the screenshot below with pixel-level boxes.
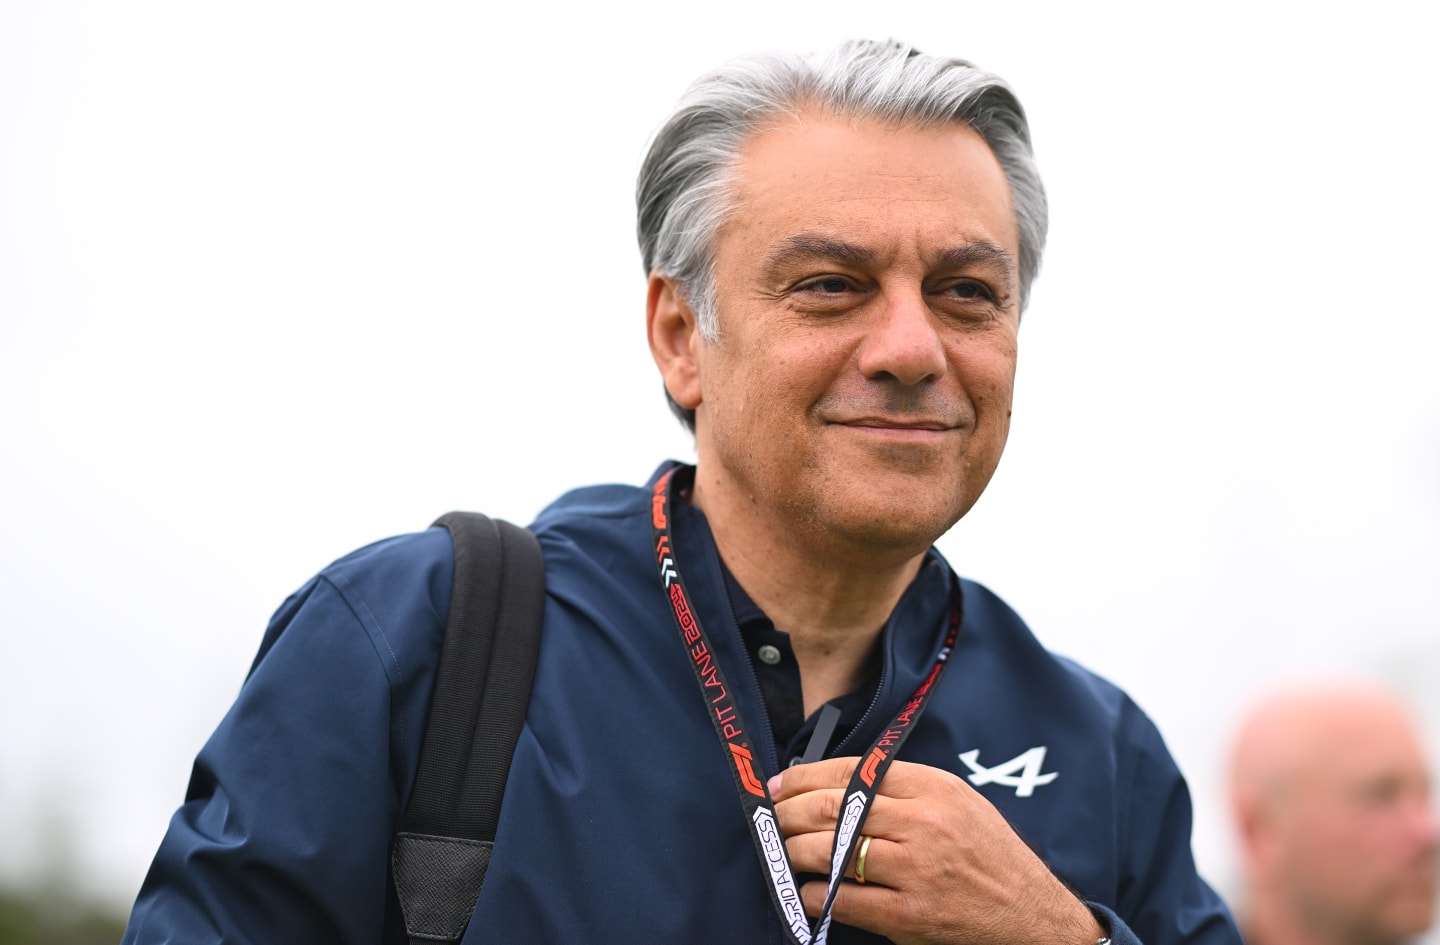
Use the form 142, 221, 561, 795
757, 644, 783, 665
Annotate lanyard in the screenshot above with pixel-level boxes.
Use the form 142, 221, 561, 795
650, 465, 961, 945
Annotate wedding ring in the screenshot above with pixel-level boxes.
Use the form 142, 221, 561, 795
855, 835, 873, 884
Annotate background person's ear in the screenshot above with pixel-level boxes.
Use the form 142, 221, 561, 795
647, 273, 704, 412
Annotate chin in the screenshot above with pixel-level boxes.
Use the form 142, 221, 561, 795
810, 488, 969, 554
769, 448, 993, 552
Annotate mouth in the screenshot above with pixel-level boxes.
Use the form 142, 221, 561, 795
832, 416, 961, 432
828, 417, 964, 443
844, 418, 954, 430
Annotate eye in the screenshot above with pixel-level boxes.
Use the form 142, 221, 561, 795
940, 280, 995, 302
801, 277, 852, 294
1359, 777, 1404, 809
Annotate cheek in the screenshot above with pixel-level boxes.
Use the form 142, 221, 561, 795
955, 341, 1018, 415
759, 334, 855, 411
703, 340, 827, 435
1307, 819, 1391, 878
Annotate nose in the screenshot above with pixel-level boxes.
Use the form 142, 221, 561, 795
856, 289, 947, 386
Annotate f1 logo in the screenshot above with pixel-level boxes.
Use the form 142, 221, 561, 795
959, 746, 1058, 797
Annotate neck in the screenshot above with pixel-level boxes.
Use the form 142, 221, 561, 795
690, 468, 928, 716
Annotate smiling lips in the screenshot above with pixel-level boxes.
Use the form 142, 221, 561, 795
828, 416, 966, 441
839, 417, 957, 431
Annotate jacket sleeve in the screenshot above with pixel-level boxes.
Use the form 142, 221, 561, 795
122, 533, 450, 945
1102, 700, 1241, 945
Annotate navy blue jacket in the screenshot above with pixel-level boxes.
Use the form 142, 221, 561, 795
123, 463, 1239, 945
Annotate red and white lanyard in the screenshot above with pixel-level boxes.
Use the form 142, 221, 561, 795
650, 465, 961, 945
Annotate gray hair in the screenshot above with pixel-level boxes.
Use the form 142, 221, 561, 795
637, 39, 1049, 431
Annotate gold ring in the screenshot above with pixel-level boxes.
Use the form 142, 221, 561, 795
855, 835, 873, 884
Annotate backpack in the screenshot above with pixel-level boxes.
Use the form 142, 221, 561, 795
389, 512, 546, 945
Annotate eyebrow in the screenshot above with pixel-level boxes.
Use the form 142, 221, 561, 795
764, 233, 1017, 287
764, 234, 877, 269
937, 241, 1017, 281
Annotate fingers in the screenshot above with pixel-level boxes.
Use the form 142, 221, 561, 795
795, 874, 920, 945
797, 877, 899, 933
769, 757, 938, 803
767, 756, 862, 800
771, 758, 1103, 945
774, 788, 915, 844
784, 829, 899, 885
773, 769, 956, 841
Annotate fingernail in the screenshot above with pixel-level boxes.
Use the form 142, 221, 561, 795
767, 773, 782, 795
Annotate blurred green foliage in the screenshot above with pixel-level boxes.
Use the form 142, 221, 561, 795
0, 886, 127, 945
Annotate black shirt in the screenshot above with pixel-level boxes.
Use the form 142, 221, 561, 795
720, 562, 881, 767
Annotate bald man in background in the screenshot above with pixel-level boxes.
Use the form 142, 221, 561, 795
1229, 683, 1438, 945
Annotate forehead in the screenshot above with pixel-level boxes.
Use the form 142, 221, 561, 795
1292, 700, 1431, 795
720, 111, 1019, 265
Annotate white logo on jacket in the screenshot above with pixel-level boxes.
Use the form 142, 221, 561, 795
958, 746, 1058, 797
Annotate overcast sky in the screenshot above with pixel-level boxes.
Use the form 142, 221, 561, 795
2, 0, 1437, 920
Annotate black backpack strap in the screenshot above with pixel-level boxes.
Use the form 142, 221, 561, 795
391, 512, 546, 944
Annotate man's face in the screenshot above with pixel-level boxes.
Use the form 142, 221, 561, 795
679, 113, 1021, 556
1277, 708, 1438, 944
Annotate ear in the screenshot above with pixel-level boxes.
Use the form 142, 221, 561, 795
646, 272, 703, 412
1233, 790, 1284, 874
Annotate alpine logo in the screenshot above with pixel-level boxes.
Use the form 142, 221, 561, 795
958, 746, 1058, 797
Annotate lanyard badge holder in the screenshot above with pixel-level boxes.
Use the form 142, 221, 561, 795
651, 466, 961, 945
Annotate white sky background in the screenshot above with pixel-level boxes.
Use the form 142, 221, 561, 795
2, 0, 1437, 919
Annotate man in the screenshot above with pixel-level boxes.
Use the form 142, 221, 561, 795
1229, 682, 1438, 945
123, 40, 1238, 945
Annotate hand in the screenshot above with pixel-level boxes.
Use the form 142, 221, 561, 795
768, 757, 1105, 945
